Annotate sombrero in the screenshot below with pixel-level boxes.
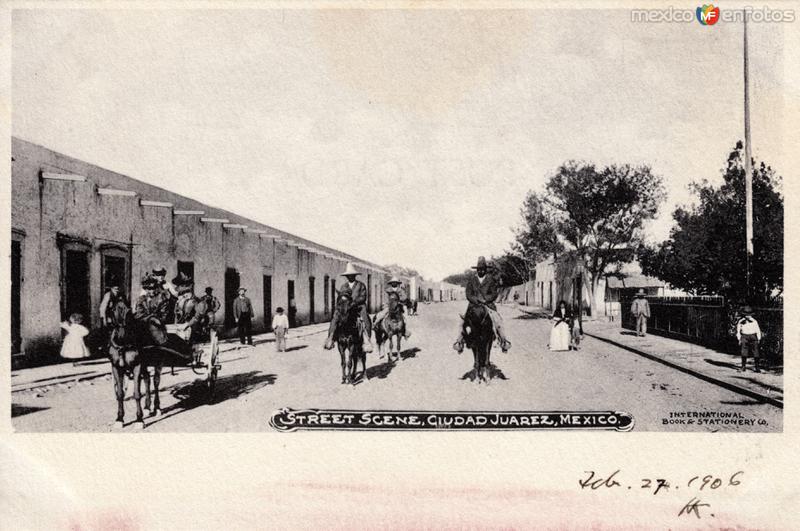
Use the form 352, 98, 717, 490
341, 262, 361, 277
471, 256, 489, 270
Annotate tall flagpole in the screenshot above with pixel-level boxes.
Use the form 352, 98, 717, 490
743, 11, 754, 300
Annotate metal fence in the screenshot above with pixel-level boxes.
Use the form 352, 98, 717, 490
620, 296, 783, 362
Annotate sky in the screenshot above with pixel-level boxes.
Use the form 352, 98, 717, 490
12, 8, 790, 280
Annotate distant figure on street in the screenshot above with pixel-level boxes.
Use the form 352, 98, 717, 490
736, 306, 762, 373
549, 300, 571, 351
60, 313, 90, 361
631, 289, 651, 337
452, 256, 512, 354
233, 287, 254, 345
272, 307, 290, 352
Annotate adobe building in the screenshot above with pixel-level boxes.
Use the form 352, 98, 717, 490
11, 138, 388, 366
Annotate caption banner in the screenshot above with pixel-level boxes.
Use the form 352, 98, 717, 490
270, 408, 635, 432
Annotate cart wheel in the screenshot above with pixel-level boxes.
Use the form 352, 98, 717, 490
210, 329, 219, 366
207, 367, 217, 400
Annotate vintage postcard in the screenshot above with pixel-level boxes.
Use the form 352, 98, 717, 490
1, 1, 798, 529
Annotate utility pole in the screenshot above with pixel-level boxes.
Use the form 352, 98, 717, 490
743, 11, 754, 301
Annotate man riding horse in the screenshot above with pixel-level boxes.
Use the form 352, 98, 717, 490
453, 256, 512, 353
372, 276, 412, 340
324, 262, 374, 353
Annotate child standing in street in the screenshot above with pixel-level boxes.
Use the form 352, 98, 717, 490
736, 306, 762, 373
272, 307, 290, 352
60, 313, 90, 362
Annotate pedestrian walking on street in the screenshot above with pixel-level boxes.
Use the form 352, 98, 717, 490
60, 313, 90, 361
737, 305, 762, 373
272, 307, 290, 352
631, 289, 651, 337
234, 287, 254, 345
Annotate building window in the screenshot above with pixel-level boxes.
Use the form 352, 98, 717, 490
177, 260, 194, 282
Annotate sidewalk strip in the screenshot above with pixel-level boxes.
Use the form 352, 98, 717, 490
584, 332, 782, 409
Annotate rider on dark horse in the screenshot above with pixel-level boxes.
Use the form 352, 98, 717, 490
323, 262, 374, 353
453, 256, 512, 353
372, 276, 412, 339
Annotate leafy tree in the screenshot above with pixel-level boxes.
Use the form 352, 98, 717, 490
442, 270, 472, 288
639, 142, 783, 304
513, 191, 564, 267
491, 252, 530, 287
516, 161, 666, 316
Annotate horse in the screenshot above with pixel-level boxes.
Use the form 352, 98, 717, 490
376, 296, 406, 362
106, 299, 193, 427
333, 292, 367, 385
405, 299, 418, 316
106, 299, 148, 428
462, 303, 495, 384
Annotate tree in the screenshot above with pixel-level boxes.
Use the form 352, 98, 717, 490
491, 252, 530, 287
442, 270, 472, 287
513, 192, 564, 268
516, 161, 666, 316
639, 142, 783, 304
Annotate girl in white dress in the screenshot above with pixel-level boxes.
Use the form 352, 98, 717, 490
549, 301, 572, 351
60, 313, 90, 360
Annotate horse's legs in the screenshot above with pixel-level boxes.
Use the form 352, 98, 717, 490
111, 365, 125, 426
152, 364, 162, 415
361, 347, 368, 382
396, 335, 402, 359
132, 364, 144, 427
142, 367, 151, 411
339, 345, 347, 384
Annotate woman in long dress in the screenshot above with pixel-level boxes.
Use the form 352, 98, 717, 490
549, 300, 572, 351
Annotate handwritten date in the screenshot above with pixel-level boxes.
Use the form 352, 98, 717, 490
578, 470, 744, 519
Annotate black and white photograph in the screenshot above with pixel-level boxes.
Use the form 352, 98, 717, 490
2, 2, 798, 527
8, 5, 788, 434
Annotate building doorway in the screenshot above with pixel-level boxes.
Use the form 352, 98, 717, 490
287, 280, 296, 327
61, 245, 91, 326
366, 274, 372, 312
101, 245, 130, 302
224, 268, 240, 329
263, 275, 272, 331
11, 238, 22, 354
323, 275, 330, 318
309, 276, 316, 324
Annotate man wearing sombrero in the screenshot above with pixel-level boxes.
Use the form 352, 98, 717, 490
323, 262, 374, 353
453, 256, 511, 353
373, 276, 412, 342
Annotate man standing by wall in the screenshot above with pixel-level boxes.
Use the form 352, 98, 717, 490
233, 287, 253, 345
631, 289, 651, 337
